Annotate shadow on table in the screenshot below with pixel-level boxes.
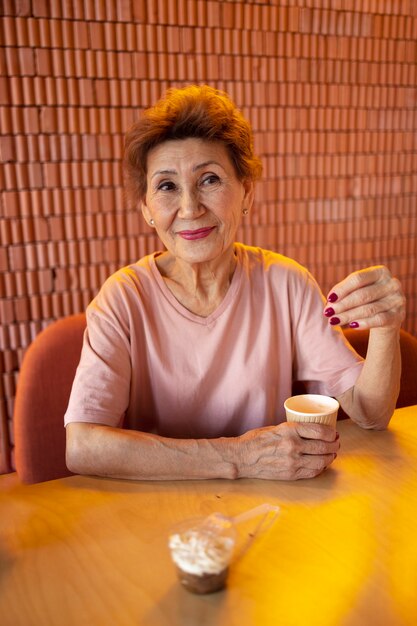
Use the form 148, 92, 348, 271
140, 581, 229, 626
0, 543, 14, 584
62, 460, 343, 509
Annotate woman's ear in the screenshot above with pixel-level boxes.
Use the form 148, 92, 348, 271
243, 179, 255, 211
140, 200, 154, 227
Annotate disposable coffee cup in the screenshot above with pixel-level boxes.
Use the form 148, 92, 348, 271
284, 394, 339, 429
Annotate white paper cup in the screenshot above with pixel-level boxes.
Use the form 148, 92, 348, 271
284, 394, 339, 429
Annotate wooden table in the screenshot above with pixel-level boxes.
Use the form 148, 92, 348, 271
1, 405, 417, 626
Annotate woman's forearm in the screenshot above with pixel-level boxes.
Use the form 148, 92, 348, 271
338, 327, 401, 430
66, 422, 239, 480
66, 420, 340, 481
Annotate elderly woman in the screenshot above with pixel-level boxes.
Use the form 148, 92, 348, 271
65, 85, 405, 481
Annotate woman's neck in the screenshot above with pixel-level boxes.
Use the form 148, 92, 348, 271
155, 247, 237, 317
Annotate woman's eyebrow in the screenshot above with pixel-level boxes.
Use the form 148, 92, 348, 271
151, 161, 224, 180
193, 160, 224, 172
151, 169, 177, 180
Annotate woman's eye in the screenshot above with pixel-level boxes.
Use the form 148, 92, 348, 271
157, 181, 176, 192
201, 174, 220, 186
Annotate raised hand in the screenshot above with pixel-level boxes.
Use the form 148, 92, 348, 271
324, 265, 406, 330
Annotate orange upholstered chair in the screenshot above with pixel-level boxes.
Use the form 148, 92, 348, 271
343, 327, 417, 409
14, 313, 86, 484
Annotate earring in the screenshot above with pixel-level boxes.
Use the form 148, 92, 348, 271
242, 208, 249, 215
150, 218, 155, 225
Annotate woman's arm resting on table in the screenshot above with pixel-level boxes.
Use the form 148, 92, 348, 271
326, 266, 406, 430
65, 421, 339, 481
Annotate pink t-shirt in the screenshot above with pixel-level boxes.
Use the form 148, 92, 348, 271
64, 243, 363, 437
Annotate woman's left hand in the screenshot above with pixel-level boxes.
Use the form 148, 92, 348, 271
324, 265, 406, 330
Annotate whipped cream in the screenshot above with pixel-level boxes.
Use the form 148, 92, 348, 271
169, 529, 235, 575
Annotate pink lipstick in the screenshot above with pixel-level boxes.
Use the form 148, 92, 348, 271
178, 226, 216, 240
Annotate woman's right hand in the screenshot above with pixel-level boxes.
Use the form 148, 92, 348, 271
236, 422, 340, 480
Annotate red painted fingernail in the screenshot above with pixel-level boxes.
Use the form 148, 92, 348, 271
349, 321, 360, 328
324, 307, 335, 317
328, 293, 338, 303
330, 317, 340, 325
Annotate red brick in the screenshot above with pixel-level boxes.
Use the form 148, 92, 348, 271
14, 297, 30, 322
132, 0, 147, 22
0, 136, 15, 163
2, 191, 20, 217
8, 245, 26, 270
88, 21, 104, 49
0, 299, 15, 324
43, 160, 60, 188
79, 78, 94, 106
73, 20, 88, 48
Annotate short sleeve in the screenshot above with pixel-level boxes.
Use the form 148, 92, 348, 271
64, 276, 132, 427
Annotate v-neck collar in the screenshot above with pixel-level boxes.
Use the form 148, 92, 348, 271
148, 245, 243, 326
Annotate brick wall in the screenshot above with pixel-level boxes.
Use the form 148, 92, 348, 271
1, 0, 417, 473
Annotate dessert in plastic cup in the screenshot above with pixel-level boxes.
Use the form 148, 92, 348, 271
284, 394, 339, 429
169, 505, 280, 594
168, 516, 236, 594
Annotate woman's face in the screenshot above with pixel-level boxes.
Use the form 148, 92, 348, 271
141, 137, 254, 266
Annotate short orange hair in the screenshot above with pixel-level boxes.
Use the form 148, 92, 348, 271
124, 84, 262, 204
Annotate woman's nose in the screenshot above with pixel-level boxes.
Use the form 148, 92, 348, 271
177, 187, 205, 218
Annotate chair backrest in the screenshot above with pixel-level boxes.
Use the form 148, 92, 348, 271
14, 313, 86, 484
343, 327, 417, 408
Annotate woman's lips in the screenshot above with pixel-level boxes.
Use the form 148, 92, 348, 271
178, 226, 216, 240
